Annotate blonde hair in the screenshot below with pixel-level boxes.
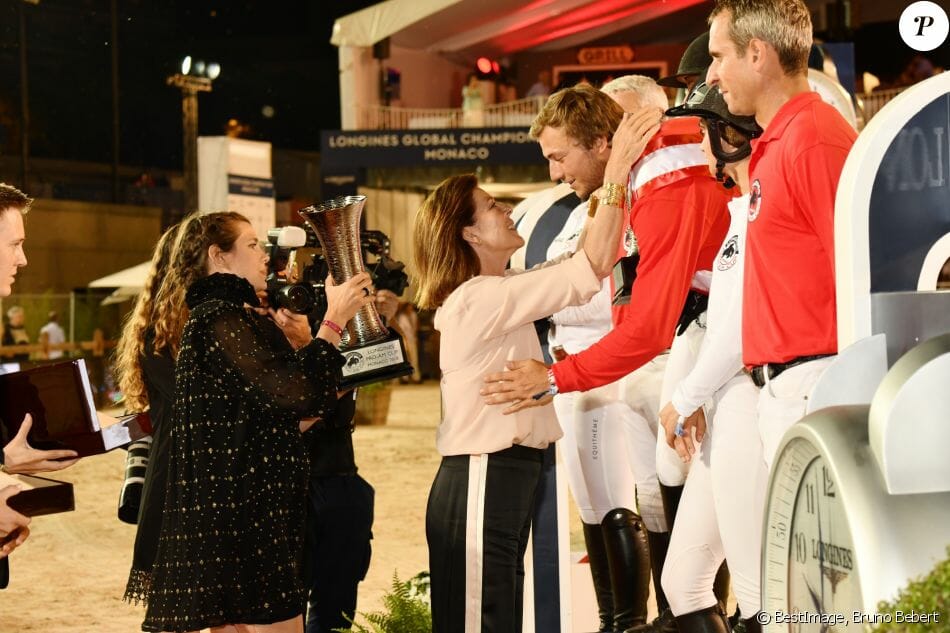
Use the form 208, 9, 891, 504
412, 174, 480, 310
710, 0, 812, 75
601, 75, 669, 111
529, 84, 623, 149
114, 224, 181, 411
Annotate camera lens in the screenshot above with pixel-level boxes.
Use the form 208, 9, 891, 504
118, 437, 152, 524
276, 283, 316, 314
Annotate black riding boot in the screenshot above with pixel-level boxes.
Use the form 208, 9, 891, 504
601, 508, 650, 630
713, 562, 730, 612
626, 486, 683, 633
729, 607, 742, 631
674, 605, 730, 633
737, 614, 761, 633
624, 529, 676, 633
658, 483, 683, 527
583, 522, 615, 632
646, 529, 671, 614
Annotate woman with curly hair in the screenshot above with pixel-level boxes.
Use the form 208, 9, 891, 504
141, 210, 371, 633
116, 221, 183, 602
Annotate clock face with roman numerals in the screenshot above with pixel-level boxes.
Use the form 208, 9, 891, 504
764, 438, 863, 632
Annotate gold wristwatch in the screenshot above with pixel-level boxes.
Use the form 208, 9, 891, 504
588, 182, 625, 217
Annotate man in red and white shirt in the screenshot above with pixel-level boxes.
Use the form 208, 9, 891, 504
483, 105, 729, 401
707, 0, 857, 468
482, 78, 731, 631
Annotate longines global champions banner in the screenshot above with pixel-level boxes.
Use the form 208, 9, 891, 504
320, 128, 544, 168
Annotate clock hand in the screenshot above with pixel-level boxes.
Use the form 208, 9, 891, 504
804, 574, 822, 612
804, 573, 831, 632
816, 470, 827, 609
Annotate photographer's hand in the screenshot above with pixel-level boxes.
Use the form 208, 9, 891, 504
375, 289, 399, 323
3, 414, 79, 474
270, 308, 312, 350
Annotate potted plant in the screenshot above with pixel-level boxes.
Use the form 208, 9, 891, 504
353, 379, 396, 426
335, 572, 431, 633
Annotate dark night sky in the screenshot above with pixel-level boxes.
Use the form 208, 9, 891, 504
0, 0, 947, 174
0, 0, 376, 170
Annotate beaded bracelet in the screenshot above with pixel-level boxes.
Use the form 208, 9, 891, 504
321, 319, 344, 336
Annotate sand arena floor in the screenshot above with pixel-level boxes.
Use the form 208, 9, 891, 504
0, 383, 442, 632
0, 382, 690, 632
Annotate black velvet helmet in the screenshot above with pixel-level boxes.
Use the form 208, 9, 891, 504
657, 32, 711, 89
666, 81, 762, 140
666, 81, 763, 186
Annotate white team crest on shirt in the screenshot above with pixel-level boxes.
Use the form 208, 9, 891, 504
748, 179, 762, 222
717, 235, 739, 271
623, 227, 638, 256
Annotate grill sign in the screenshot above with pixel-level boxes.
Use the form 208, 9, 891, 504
578, 46, 635, 65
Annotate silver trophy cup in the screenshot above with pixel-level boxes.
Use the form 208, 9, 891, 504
299, 195, 413, 389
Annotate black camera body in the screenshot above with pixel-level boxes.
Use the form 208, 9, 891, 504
359, 230, 410, 297
265, 226, 320, 315
264, 226, 408, 317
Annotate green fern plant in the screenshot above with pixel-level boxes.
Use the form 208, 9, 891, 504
334, 572, 432, 633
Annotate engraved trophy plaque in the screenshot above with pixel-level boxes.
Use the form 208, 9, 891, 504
299, 195, 413, 389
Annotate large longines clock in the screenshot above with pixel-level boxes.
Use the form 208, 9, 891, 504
762, 335, 950, 632
763, 407, 869, 631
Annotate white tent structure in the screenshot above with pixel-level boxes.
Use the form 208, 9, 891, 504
87, 261, 151, 305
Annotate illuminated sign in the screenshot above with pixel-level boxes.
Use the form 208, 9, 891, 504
320, 128, 544, 167
577, 45, 635, 65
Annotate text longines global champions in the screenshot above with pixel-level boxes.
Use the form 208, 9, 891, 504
322, 129, 539, 166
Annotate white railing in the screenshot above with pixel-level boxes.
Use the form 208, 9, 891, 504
857, 87, 906, 126
356, 96, 547, 130
355, 89, 907, 131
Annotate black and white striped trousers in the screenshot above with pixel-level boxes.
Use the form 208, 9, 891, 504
426, 444, 545, 633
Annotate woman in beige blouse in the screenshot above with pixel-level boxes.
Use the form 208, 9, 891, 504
411, 102, 660, 633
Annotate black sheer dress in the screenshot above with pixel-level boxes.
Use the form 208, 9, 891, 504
142, 273, 344, 632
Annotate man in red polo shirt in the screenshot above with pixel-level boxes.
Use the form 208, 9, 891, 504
705, 0, 857, 468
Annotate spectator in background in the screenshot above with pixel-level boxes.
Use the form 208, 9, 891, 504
1, 306, 29, 363
498, 77, 518, 103
462, 73, 485, 127
897, 54, 935, 87
526, 69, 552, 98
393, 300, 422, 383
39, 311, 66, 360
